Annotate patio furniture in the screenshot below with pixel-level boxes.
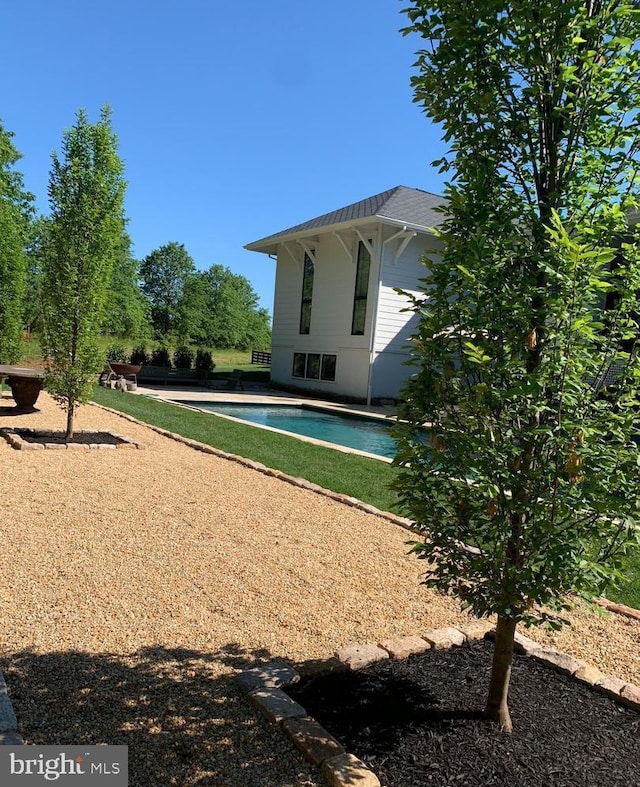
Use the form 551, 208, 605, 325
224, 369, 245, 391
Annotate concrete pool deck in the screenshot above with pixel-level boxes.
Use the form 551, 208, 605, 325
134, 381, 396, 417
133, 383, 399, 461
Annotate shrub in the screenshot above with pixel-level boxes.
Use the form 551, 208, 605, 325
173, 345, 194, 370
129, 345, 149, 365
106, 344, 127, 362
195, 349, 215, 373
150, 346, 172, 367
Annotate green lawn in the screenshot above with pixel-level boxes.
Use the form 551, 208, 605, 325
90, 385, 401, 514
605, 547, 640, 610
89, 386, 640, 610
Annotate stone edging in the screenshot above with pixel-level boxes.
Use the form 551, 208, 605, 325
90, 400, 640, 623
88, 401, 411, 526
0, 669, 23, 746
236, 623, 640, 787
0, 427, 143, 451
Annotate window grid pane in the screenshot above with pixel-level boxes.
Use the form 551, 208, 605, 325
293, 353, 306, 377
299, 253, 314, 334
321, 354, 336, 381
351, 241, 370, 335
306, 353, 320, 379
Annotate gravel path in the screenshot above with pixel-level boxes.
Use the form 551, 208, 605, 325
0, 392, 638, 786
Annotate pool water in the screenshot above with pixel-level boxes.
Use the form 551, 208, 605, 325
177, 402, 398, 459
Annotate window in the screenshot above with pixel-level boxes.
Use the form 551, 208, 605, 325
351, 240, 371, 335
299, 252, 314, 334
321, 354, 336, 381
306, 353, 321, 379
292, 353, 337, 382
292, 353, 306, 378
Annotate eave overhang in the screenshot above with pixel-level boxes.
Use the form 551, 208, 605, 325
245, 215, 437, 257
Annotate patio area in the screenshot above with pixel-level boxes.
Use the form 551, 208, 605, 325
0, 390, 638, 786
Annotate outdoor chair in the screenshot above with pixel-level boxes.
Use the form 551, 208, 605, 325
224, 369, 245, 391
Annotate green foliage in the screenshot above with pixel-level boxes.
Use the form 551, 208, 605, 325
106, 343, 127, 362
102, 231, 152, 339
149, 346, 172, 367
195, 348, 215, 373
175, 264, 272, 350
41, 106, 126, 438
129, 344, 149, 365
399, 0, 640, 727
139, 242, 195, 337
0, 120, 33, 362
173, 345, 193, 369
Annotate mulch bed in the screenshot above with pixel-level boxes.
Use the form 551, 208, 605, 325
14, 429, 125, 445
0, 427, 142, 449
286, 640, 640, 787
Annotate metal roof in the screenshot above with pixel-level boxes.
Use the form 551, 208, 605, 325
245, 186, 445, 254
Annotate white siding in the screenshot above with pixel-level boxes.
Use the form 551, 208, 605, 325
366, 233, 441, 400
270, 231, 380, 399
270, 224, 441, 401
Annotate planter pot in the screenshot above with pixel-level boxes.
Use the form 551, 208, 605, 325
7, 376, 43, 409
109, 362, 142, 376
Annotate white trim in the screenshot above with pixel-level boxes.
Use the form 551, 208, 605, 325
354, 228, 374, 258
333, 232, 355, 263
283, 242, 300, 268
394, 232, 417, 264
298, 240, 317, 265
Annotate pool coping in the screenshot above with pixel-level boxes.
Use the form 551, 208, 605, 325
164, 398, 395, 463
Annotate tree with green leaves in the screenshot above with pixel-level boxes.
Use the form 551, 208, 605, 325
0, 120, 33, 362
41, 107, 126, 439
396, 0, 640, 731
102, 230, 152, 340
182, 264, 271, 349
139, 241, 195, 337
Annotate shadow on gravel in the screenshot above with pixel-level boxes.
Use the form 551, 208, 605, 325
1, 645, 317, 787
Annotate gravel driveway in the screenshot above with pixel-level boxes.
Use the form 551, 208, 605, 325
0, 392, 638, 786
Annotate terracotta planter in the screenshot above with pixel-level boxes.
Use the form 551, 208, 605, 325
7, 376, 43, 409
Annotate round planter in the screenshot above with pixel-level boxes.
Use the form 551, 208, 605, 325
109, 362, 142, 376
7, 376, 43, 409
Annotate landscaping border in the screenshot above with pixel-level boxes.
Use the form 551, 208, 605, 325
236, 624, 640, 787
0, 427, 143, 451
90, 400, 640, 621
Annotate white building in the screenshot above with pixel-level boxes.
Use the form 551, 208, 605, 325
246, 186, 444, 404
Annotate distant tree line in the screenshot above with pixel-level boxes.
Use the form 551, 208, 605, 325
0, 115, 271, 366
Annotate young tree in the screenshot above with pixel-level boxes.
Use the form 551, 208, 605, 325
139, 241, 195, 337
41, 107, 126, 439
396, 0, 640, 731
0, 120, 33, 362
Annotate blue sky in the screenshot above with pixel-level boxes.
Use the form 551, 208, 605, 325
1, 1, 446, 314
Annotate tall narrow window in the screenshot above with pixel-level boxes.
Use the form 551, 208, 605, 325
351, 240, 371, 335
299, 252, 314, 334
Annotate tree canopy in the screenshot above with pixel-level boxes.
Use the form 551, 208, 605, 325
41, 106, 126, 439
396, 0, 640, 731
141, 244, 271, 349
139, 241, 195, 337
0, 120, 33, 362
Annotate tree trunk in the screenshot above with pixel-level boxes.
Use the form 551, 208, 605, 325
65, 401, 74, 441
486, 614, 517, 732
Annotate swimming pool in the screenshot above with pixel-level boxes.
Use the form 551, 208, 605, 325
174, 401, 398, 459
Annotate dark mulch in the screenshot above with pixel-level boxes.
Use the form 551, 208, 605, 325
12, 428, 127, 445
286, 641, 640, 787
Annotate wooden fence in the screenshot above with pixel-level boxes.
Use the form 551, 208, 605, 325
251, 350, 272, 366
